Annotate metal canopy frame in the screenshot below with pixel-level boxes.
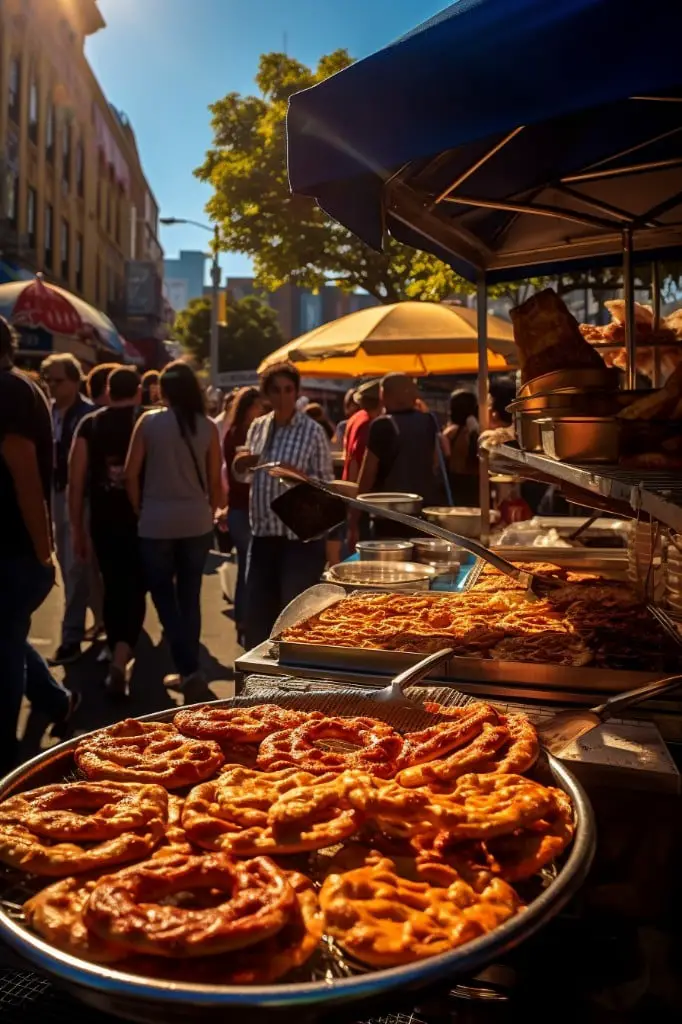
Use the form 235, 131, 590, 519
382, 96, 682, 538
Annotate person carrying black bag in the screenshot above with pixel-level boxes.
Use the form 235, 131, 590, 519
125, 361, 224, 691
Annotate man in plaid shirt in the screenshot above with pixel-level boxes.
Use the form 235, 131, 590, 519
232, 362, 333, 648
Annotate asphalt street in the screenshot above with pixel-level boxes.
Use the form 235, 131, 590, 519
21, 553, 240, 763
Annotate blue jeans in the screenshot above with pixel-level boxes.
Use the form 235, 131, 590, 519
227, 508, 251, 627
0, 553, 70, 776
244, 536, 326, 650
139, 532, 212, 677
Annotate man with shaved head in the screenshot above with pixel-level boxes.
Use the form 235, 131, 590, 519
349, 373, 440, 546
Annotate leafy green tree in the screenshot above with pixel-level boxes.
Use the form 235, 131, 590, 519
195, 51, 465, 304
174, 294, 284, 371
217, 294, 284, 373
174, 296, 211, 364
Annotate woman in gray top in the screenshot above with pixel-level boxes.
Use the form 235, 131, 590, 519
125, 361, 223, 688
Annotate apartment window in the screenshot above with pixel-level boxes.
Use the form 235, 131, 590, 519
28, 74, 39, 144
106, 188, 112, 234
46, 102, 55, 163
75, 233, 83, 292
76, 139, 84, 197
8, 56, 21, 123
115, 192, 122, 245
62, 125, 72, 188
45, 203, 54, 270
6, 173, 18, 227
60, 220, 69, 281
27, 188, 37, 250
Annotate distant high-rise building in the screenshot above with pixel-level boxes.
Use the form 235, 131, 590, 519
163, 250, 207, 313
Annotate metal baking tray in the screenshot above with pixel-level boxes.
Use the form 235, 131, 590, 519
490, 547, 628, 575
493, 517, 628, 574
274, 584, 668, 694
0, 698, 595, 1022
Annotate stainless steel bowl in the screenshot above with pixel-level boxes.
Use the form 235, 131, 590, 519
0, 714, 596, 1021
422, 506, 501, 539
509, 391, 638, 453
356, 492, 423, 516
518, 367, 619, 398
410, 536, 461, 566
355, 540, 414, 562
324, 560, 437, 590
537, 416, 621, 463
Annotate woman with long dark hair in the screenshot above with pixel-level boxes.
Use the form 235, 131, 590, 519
221, 386, 263, 642
442, 388, 479, 506
125, 361, 223, 689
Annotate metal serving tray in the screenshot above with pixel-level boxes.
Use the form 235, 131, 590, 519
0, 698, 595, 1023
273, 583, 668, 694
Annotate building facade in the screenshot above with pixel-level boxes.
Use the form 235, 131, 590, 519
0, 0, 166, 358
163, 249, 207, 315
224, 276, 379, 341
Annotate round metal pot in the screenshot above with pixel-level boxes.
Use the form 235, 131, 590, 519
355, 540, 414, 562
356, 492, 423, 516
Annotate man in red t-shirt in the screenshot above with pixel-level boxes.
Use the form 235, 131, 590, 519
342, 379, 381, 482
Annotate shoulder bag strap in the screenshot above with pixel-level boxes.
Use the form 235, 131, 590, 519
174, 410, 207, 495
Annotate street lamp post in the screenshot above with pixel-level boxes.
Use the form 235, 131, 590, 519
160, 217, 221, 387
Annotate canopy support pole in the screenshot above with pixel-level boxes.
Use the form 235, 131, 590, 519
623, 227, 636, 390
477, 275, 490, 546
651, 261, 663, 388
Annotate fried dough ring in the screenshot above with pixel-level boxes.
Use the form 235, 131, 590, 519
0, 782, 168, 876
398, 702, 501, 768
484, 788, 575, 881
426, 773, 556, 841
319, 855, 521, 967
396, 723, 510, 788
183, 767, 363, 856
130, 872, 324, 984
24, 876, 130, 963
85, 852, 296, 958
257, 716, 404, 778
174, 704, 314, 745
75, 719, 224, 788
417, 788, 574, 885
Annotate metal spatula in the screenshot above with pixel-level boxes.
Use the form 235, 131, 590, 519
365, 647, 455, 708
538, 673, 682, 755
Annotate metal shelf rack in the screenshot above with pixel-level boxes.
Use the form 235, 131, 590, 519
489, 444, 682, 533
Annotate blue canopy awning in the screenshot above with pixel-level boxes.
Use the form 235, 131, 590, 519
287, 0, 682, 281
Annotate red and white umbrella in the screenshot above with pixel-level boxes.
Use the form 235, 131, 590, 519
10, 275, 84, 335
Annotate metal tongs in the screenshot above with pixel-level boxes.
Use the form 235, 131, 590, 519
258, 463, 562, 598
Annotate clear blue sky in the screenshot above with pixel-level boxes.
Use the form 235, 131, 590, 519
86, 0, 445, 282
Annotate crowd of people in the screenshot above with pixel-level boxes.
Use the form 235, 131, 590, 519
1, 307, 521, 775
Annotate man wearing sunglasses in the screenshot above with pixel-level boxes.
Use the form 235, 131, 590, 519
40, 353, 94, 664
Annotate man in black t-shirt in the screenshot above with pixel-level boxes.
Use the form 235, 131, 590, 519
0, 318, 76, 775
69, 366, 144, 697
350, 373, 440, 545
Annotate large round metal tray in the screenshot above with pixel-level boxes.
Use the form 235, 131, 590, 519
0, 699, 596, 1022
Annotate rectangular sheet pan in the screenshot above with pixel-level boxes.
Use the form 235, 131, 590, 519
272, 581, 666, 694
